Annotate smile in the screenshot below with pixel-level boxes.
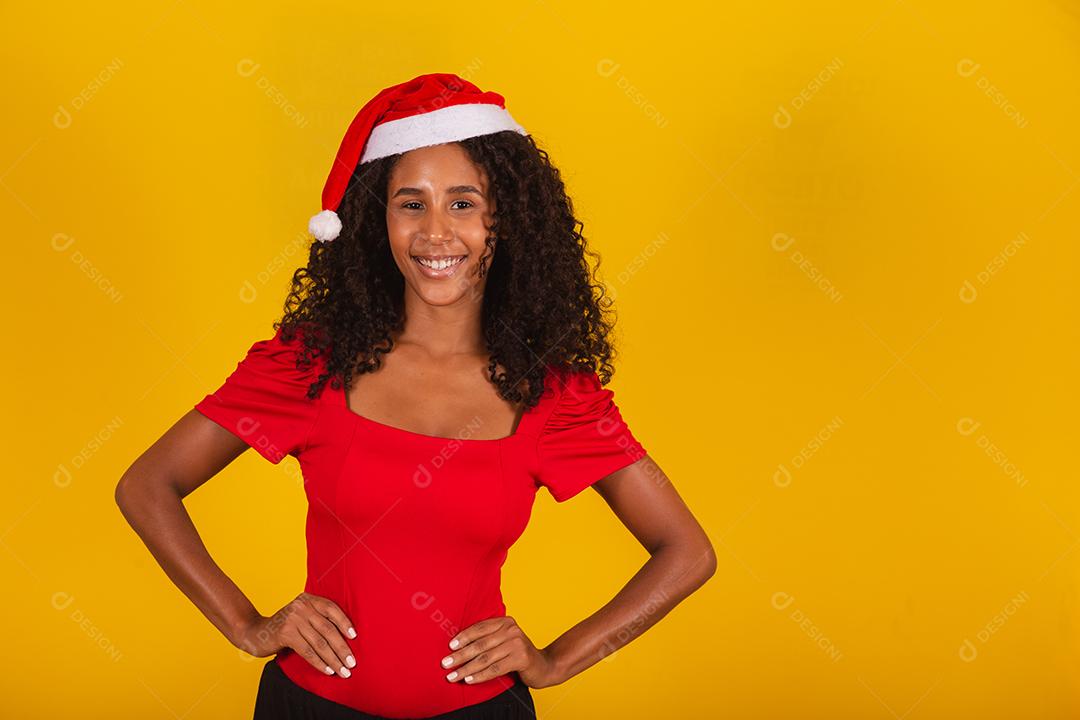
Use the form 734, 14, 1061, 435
412, 254, 467, 278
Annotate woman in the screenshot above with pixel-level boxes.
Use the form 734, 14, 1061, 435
115, 73, 716, 720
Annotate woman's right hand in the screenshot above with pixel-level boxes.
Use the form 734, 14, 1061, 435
235, 592, 358, 678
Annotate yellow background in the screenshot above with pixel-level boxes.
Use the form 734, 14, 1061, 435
3, 0, 1078, 717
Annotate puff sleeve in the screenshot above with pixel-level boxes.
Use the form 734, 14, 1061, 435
194, 327, 322, 464
535, 368, 648, 502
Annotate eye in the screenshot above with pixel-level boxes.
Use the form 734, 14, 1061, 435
401, 201, 423, 210
451, 199, 474, 210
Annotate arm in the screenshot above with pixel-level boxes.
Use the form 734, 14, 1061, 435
440, 454, 716, 688
114, 409, 358, 677
114, 410, 263, 646
540, 454, 717, 685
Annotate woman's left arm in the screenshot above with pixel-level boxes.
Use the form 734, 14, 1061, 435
440, 455, 716, 689
537, 454, 717, 685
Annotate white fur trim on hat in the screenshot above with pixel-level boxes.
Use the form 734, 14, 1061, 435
360, 103, 527, 164
308, 209, 342, 242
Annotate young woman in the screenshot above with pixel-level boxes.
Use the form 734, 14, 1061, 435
116, 73, 716, 720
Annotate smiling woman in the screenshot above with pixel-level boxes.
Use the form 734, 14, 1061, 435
117, 72, 715, 720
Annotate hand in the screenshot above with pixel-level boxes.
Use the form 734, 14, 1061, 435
234, 592, 358, 678
439, 615, 562, 689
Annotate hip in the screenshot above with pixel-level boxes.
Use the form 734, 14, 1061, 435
253, 656, 537, 720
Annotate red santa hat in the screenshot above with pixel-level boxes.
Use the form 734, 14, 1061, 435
308, 72, 528, 243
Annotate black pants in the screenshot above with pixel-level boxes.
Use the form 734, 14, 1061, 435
253, 659, 538, 720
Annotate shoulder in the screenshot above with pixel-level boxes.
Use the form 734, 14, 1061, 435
233, 324, 330, 395
531, 363, 647, 501
539, 364, 619, 431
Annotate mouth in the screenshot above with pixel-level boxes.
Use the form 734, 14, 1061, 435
411, 254, 468, 278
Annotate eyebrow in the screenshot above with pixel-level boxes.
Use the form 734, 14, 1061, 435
391, 185, 484, 199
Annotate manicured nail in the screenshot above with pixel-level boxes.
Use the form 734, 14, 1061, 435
340, 666, 351, 678
464, 675, 474, 683
449, 638, 460, 649
348, 627, 357, 639
446, 671, 458, 681
324, 666, 334, 675
441, 656, 453, 667
346, 655, 356, 668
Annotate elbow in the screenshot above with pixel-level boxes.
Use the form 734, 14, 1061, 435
114, 472, 159, 519
114, 474, 137, 518
696, 539, 718, 586
657, 535, 717, 590
681, 529, 718, 589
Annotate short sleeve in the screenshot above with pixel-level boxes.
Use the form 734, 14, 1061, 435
535, 369, 648, 502
194, 327, 322, 464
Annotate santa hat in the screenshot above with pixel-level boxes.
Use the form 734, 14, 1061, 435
308, 73, 528, 243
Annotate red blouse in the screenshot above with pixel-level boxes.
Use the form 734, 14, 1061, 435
194, 327, 648, 718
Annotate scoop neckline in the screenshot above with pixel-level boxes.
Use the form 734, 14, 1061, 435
335, 377, 538, 444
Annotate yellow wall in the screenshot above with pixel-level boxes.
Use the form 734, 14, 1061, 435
4, 1, 1078, 717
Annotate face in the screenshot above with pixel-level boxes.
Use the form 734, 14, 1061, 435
385, 143, 495, 307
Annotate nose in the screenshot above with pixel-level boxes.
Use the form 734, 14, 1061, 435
421, 206, 454, 244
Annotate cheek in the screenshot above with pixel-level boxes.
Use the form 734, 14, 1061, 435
467, 215, 493, 243
385, 216, 412, 250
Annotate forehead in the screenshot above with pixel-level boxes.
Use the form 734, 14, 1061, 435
388, 143, 487, 189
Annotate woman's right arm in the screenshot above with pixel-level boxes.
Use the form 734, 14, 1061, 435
114, 410, 359, 678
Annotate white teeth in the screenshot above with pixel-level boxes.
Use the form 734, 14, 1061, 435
415, 256, 465, 270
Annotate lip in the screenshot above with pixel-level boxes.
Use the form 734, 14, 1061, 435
411, 254, 467, 279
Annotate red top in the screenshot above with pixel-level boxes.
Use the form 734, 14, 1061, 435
194, 327, 648, 718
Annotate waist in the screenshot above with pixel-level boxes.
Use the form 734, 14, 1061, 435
274, 652, 522, 718
298, 539, 510, 715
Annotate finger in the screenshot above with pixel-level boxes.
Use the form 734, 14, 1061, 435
448, 617, 507, 651
441, 630, 502, 672
309, 595, 357, 640
298, 620, 351, 678
286, 627, 337, 677
447, 643, 514, 684
307, 609, 356, 671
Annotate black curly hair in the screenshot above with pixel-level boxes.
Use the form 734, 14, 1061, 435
275, 130, 624, 411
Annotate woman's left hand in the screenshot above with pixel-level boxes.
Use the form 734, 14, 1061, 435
439, 615, 561, 689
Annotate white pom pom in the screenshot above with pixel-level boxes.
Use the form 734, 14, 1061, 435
308, 209, 342, 243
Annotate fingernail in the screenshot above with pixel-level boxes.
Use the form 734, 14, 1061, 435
340, 667, 351, 678
464, 675, 474, 683
348, 627, 357, 639
449, 638, 460, 649
346, 655, 356, 668
324, 666, 334, 675
446, 671, 458, 681
441, 656, 453, 667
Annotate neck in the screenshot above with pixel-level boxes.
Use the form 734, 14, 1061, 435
395, 289, 486, 358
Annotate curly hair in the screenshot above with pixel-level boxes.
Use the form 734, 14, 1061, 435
275, 130, 624, 411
